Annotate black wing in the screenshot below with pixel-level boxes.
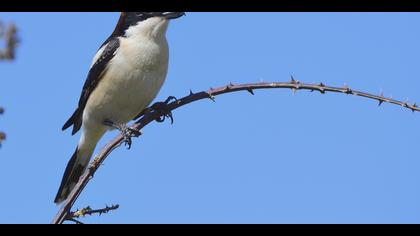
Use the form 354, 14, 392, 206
62, 38, 120, 135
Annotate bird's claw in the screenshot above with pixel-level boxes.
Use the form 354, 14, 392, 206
163, 96, 178, 104
103, 120, 141, 150
151, 96, 177, 124
120, 126, 141, 149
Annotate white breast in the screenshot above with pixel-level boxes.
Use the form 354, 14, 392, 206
83, 18, 170, 130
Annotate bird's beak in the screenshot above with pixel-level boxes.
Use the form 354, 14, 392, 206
162, 12, 186, 20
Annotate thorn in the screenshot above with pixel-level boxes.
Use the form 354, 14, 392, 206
291, 88, 297, 95
290, 75, 296, 84
225, 85, 230, 91
378, 100, 384, 107
412, 103, 417, 112
208, 93, 216, 102
189, 89, 194, 96
318, 83, 325, 94
247, 88, 254, 95
343, 84, 352, 94
346, 87, 352, 94
229, 82, 234, 87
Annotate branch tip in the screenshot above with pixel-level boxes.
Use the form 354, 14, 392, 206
66, 204, 119, 222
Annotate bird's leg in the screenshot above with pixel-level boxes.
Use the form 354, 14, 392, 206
133, 107, 150, 121
150, 96, 178, 124
103, 119, 141, 149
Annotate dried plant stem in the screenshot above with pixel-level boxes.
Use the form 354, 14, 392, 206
52, 79, 419, 224
64, 204, 119, 224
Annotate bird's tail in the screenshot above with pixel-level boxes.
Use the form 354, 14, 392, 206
54, 132, 99, 204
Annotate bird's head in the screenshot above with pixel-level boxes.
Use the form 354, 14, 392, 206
125, 12, 186, 22
116, 12, 185, 39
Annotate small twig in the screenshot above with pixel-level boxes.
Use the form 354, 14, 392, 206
65, 204, 119, 224
68, 204, 119, 218
52, 79, 419, 224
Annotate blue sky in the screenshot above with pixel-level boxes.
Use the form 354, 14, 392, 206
0, 12, 420, 223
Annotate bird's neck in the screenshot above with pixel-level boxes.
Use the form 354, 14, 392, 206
124, 17, 170, 42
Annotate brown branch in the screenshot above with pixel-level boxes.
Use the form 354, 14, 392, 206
51, 79, 419, 224
64, 204, 119, 224
0, 21, 18, 60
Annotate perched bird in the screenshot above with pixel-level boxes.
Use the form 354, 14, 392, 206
55, 12, 185, 204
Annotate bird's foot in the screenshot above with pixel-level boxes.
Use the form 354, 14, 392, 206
103, 120, 141, 149
150, 96, 178, 124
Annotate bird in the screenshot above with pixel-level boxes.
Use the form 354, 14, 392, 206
54, 12, 185, 204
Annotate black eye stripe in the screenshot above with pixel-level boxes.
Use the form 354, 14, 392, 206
126, 12, 163, 26
105, 12, 167, 42
111, 12, 167, 39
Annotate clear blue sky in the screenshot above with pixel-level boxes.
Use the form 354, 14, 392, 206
0, 12, 420, 223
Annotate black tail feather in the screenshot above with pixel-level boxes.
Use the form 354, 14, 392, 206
62, 108, 82, 135
54, 147, 85, 204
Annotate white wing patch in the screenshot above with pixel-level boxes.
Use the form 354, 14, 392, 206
90, 43, 108, 68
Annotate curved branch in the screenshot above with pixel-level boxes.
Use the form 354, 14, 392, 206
51, 79, 419, 224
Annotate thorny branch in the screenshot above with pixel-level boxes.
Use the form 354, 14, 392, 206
0, 21, 18, 60
65, 204, 119, 224
52, 78, 420, 224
